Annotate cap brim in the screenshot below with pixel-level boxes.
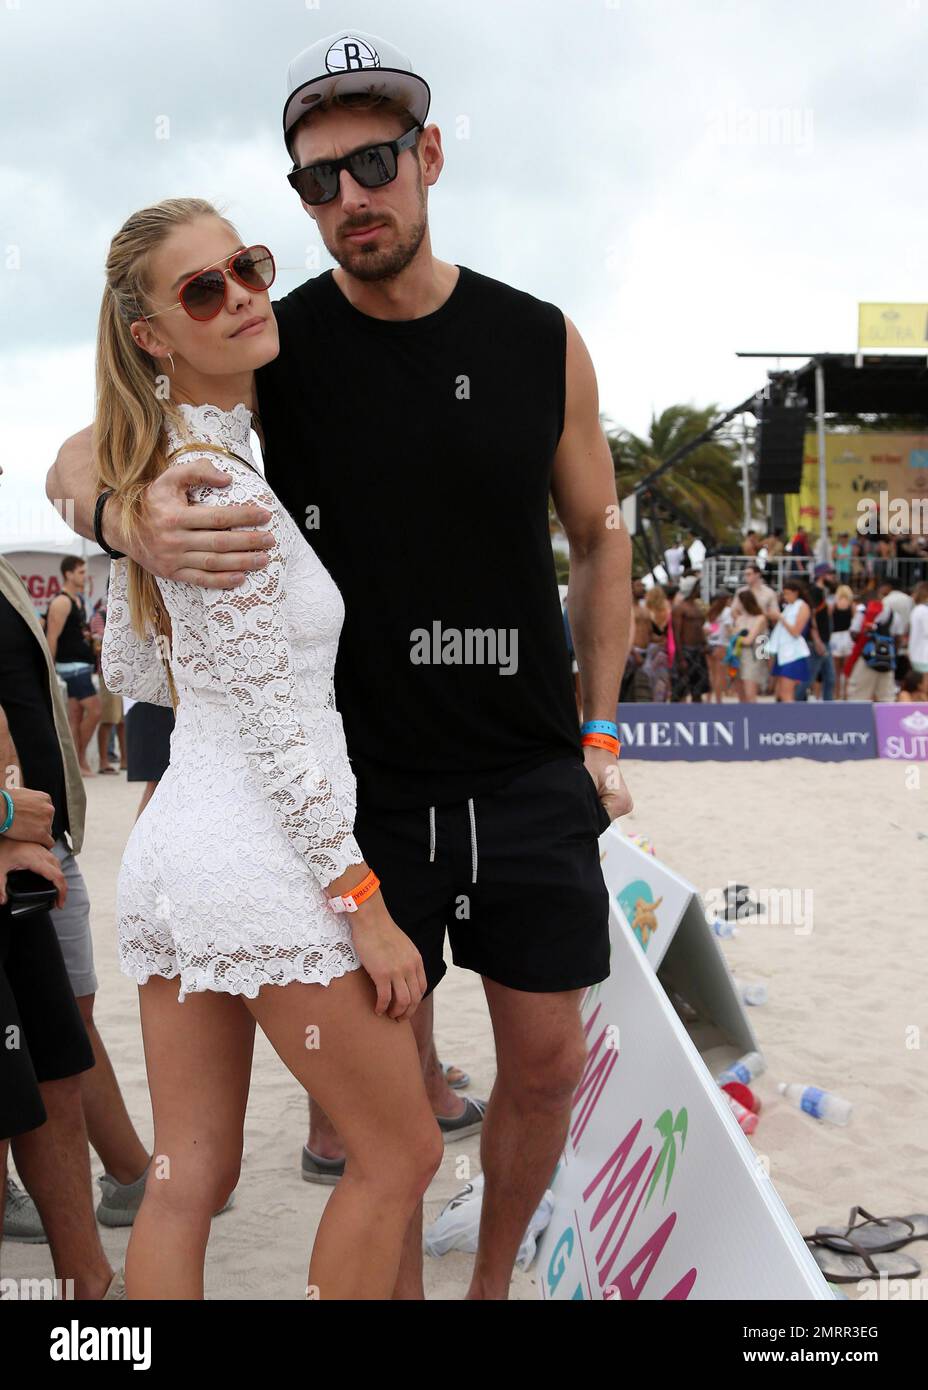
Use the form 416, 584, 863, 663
283, 68, 431, 152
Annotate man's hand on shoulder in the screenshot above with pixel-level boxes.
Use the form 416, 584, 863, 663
47, 424, 276, 589
130, 461, 276, 587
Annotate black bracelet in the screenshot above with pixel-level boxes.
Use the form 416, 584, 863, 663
93, 490, 126, 560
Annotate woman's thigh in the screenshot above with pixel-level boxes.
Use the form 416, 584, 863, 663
244, 969, 438, 1181
138, 976, 255, 1180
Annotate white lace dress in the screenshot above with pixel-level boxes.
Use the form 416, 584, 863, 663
102, 402, 365, 1001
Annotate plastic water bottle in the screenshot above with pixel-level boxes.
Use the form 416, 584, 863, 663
733, 977, 768, 1006
716, 1051, 766, 1086
777, 1083, 852, 1125
711, 918, 738, 940
721, 1090, 758, 1135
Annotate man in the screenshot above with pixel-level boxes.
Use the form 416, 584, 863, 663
621, 579, 652, 702
789, 524, 811, 558
761, 526, 784, 558
739, 561, 780, 619
663, 538, 685, 582
845, 591, 897, 702
671, 575, 709, 701
48, 30, 633, 1300
0, 551, 150, 1244
45, 557, 100, 776
795, 563, 835, 701
877, 579, 914, 643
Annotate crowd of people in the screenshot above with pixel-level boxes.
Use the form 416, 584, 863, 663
620, 538, 928, 705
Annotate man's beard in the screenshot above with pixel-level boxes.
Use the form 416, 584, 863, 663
326, 181, 428, 283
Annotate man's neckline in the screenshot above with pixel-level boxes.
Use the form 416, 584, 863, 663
319, 264, 469, 330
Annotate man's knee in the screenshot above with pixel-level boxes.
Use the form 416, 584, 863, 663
501, 1034, 588, 1111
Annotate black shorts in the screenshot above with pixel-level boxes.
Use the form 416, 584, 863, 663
0, 905, 95, 1140
354, 755, 611, 996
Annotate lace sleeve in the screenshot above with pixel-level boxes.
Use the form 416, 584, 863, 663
101, 559, 173, 706
191, 462, 365, 892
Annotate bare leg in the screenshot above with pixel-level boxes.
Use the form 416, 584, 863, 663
307, 992, 462, 1159
126, 977, 255, 1299
97, 723, 116, 771
76, 994, 149, 1185
77, 695, 101, 771
466, 981, 587, 1301
116, 721, 128, 770
246, 969, 442, 1300
67, 698, 90, 774
11, 1075, 114, 1299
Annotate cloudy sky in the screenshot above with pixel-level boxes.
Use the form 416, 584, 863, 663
3, 0, 928, 542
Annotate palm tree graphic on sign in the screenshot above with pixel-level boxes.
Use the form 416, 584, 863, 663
645, 1108, 688, 1208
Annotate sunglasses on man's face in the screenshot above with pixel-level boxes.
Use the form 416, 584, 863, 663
287, 126, 422, 206
144, 245, 276, 323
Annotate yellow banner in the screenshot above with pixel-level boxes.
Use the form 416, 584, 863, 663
858, 302, 928, 349
784, 432, 928, 536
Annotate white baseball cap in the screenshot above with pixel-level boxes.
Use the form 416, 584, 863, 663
283, 30, 431, 159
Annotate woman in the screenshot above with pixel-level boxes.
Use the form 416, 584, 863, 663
908, 582, 928, 694
704, 593, 732, 703
768, 579, 811, 702
96, 199, 441, 1300
828, 583, 855, 699
730, 589, 769, 702
642, 585, 672, 702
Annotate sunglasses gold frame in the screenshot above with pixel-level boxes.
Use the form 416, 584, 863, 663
141, 245, 276, 322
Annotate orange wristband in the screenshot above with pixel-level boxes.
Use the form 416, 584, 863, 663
581, 732, 621, 757
327, 868, 381, 914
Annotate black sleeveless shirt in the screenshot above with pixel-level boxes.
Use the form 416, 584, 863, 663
255, 267, 580, 810
54, 593, 94, 664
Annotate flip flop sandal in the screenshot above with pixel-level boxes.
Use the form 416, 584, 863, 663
441, 1062, 471, 1090
437, 1097, 487, 1141
804, 1234, 922, 1283
301, 1146, 345, 1185
815, 1205, 928, 1254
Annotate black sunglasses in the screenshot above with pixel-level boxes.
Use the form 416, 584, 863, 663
287, 126, 422, 206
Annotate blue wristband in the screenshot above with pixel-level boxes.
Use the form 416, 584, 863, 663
580, 720, 619, 739
0, 790, 14, 836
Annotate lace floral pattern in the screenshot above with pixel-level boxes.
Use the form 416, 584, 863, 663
102, 561, 172, 708
107, 402, 364, 1001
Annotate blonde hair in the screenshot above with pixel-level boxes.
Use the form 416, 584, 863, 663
93, 197, 238, 654
835, 584, 854, 604
289, 91, 420, 161
644, 584, 669, 618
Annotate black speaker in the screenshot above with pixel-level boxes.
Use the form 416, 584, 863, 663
754, 403, 807, 493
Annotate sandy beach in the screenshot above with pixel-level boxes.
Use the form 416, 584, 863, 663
4, 757, 927, 1300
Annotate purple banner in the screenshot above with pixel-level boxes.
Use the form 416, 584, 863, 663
873, 702, 928, 760
615, 702, 876, 761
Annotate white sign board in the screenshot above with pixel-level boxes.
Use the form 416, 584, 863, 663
536, 827, 832, 1301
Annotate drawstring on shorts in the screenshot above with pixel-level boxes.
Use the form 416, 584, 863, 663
427, 799, 479, 884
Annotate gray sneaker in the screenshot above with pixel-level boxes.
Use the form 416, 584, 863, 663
436, 1096, 488, 1141
3, 1178, 47, 1243
96, 1168, 150, 1228
96, 1166, 236, 1227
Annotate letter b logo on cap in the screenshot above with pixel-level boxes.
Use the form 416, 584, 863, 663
326, 36, 381, 73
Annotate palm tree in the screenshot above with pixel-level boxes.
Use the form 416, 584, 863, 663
607, 405, 744, 537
